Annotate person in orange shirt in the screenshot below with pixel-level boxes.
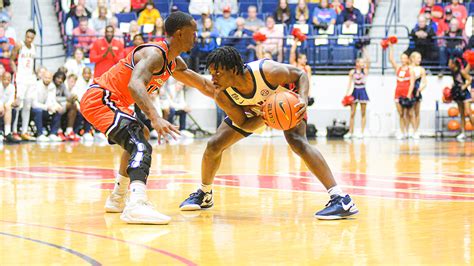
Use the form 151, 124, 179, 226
89, 25, 124, 78
137, 2, 161, 26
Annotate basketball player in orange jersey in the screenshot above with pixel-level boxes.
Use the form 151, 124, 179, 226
180, 46, 359, 220
80, 12, 217, 225
388, 42, 415, 140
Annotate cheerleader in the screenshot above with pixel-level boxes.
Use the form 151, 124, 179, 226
449, 56, 474, 140
409, 52, 427, 139
388, 43, 415, 139
344, 49, 370, 139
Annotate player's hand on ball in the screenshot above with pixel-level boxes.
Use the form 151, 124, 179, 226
152, 117, 180, 144
294, 96, 307, 120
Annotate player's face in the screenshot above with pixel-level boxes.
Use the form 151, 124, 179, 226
401, 54, 409, 65
43, 73, 52, 86
25, 32, 35, 45
178, 20, 198, 52
209, 65, 234, 89
83, 69, 92, 81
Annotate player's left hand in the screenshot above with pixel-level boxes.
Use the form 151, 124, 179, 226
294, 96, 307, 120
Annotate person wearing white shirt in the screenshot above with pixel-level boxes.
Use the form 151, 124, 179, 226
64, 48, 86, 77
167, 81, 193, 137
31, 71, 59, 142
0, 72, 20, 143
189, 0, 214, 15
71, 67, 93, 141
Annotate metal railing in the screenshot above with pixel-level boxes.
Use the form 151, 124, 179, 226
31, 0, 43, 65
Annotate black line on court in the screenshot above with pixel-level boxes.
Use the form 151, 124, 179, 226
0, 231, 101, 266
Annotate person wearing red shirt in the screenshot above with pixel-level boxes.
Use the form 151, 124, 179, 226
124, 33, 144, 56
131, 0, 148, 13
419, 0, 444, 24
72, 18, 97, 54
90, 25, 124, 78
445, 0, 467, 29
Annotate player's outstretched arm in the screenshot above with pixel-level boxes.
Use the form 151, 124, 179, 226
129, 48, 180, 141
216, 91, 265, 132
173, 56, 218, 99
262, 60, 309, 119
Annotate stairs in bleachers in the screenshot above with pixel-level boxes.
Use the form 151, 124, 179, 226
11, 0, 65, 72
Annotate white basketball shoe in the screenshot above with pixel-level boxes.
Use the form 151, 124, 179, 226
120, 199, 171, 225
105, 192, 126, 213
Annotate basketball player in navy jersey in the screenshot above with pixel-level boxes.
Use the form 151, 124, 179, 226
180, 46, 358, 220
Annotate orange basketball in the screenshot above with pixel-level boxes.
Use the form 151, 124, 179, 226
447, 120, 461, 131
465, 120, 473, 131
262, 91, 302, 130
448, 107, 459, 117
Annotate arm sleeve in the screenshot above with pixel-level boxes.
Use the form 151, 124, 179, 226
89, 40, 102, 63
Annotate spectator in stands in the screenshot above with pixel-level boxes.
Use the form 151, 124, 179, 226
439, 18, 466, 66
438, 8, 454, 35
124, 33, 144, 55
216, 6, 237, 37
36, 66, 48, 81
330, 0, 344, 15
223, 18, 256, 62
189, 0, 214, 15
108, 16, 123, 37
32, 71, 61, 142
196, 12, 209, 31
0, 37, 12, 73
295, 0, 309, 23
191, 17, 219, 71
445, 0, 467, 29
167, 81, 193, 137
274, 0, 292, 25
109, 0, 131, 14
85, 0, 98, 14
419, 0, 444, 24
50, 71, 78, 141
214, 0, 238, 15
410, 14, 437, 64
63, 73, 81, 141
65, 4, 89, 35
312, 0, 337, 30
91, 0, 113, 19
64, 48, 86, 77
245, 6, 264, 32
127, 20, 141, 42
150, 17, 165, 42
90, 25, 124, 78
72, 17, 96, 54
0, 14, 15, 42
71, 67, 93, 141
259, 16, 284, 62
137, 2, 160, 26
0, 72, 20, 143
90, 6, 108, 33
423, 8, 439, 34
69, 1, 92, 19
131, 0, 148, 14
337, 0, 364, 26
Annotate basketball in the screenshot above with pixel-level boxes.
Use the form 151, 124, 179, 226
447, 120, 461, 131
448, 107, 459, 117
262, 91, 302, 130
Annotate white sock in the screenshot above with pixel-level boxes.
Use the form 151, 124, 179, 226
65, 127, 73, 134
5, 125, 11, 135
200, 183, 213, 193
112, 174, 130, 195
328, 185, 345, 197
129, 181, 147, 202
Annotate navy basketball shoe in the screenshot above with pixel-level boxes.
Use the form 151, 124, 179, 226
315, 194, 359, 220
180, 189, 214, 211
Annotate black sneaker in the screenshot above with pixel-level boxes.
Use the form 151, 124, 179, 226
4, 133, 21, 144
315, 194, 359, 220
179, 189, 213, 211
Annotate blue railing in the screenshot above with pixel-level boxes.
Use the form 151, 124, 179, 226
31, 0, 44, 65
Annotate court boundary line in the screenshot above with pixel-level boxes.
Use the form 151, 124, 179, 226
0, 231, 101, 266
0, 220, 197, 266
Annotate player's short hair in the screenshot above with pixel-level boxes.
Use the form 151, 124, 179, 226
206, 46, 244, 75
26, 28, 36, 35
164, 11, 194, 36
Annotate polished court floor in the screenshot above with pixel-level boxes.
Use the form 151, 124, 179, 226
0, 137, 472, 265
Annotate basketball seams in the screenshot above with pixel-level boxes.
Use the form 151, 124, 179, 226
284, 93, 293, 129
273, 93, 285, 130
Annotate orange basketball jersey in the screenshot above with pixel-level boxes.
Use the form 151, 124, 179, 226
94, 41, 176, 106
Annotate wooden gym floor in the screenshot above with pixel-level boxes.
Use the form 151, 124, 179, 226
0, 137, 472, 265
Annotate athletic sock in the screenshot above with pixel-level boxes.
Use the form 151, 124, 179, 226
65, 127, 73, 134
200, 183, 213, 193
129, 181, 147, 202
328, 185, 346, 197
112, 174, 130, 196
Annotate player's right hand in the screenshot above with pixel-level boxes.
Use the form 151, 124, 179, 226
151, 117, 181, 145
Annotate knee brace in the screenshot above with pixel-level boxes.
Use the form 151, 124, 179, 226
109, 120, 152, 183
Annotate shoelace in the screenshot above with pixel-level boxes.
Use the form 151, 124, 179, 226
325, 196, 342, 207
188, 191, 202, 198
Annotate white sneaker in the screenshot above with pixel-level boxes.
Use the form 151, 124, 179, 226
120, 199, 171, 225
396, 133, 405, 140
343, 133, 352, 139
82, 133, 94, 142
180, 130, 194, 138
95, 132, 107, 142
37, 134, 50, 142
105, 192, 126, 213
456, 133, 466, 141
49, 134, 63, 142
413, 132, 421, 140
